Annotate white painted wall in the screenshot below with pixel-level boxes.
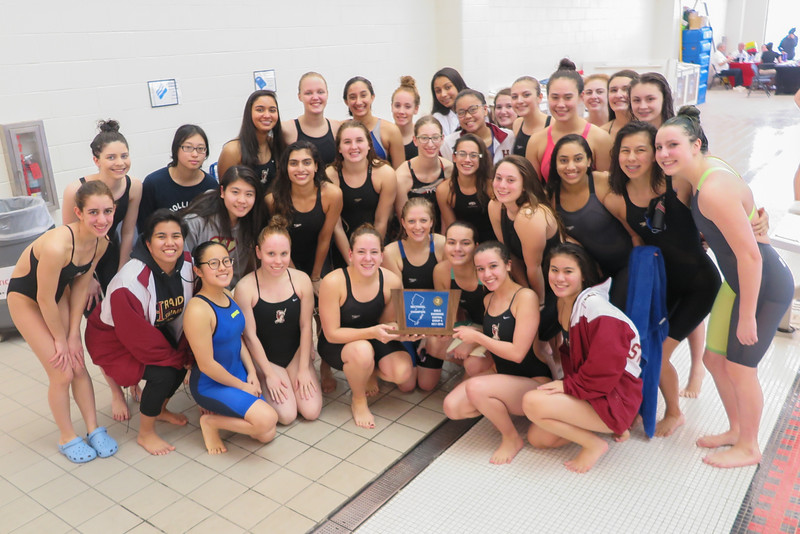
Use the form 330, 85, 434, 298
3, 0, 744, 216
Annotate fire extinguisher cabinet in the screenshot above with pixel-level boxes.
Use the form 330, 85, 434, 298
1, 120, 59, 210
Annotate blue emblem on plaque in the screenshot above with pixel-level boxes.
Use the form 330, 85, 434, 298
403, 291, 449, 328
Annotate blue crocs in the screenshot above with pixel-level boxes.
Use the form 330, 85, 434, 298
87, 426, 118, 458
59, 436, 97, 463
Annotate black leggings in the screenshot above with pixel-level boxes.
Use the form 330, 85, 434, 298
140, 366, 187, 417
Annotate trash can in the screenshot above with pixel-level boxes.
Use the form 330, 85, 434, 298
0, 196, 55, 335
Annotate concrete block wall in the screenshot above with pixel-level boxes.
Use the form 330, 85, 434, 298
0, 0, 693, 214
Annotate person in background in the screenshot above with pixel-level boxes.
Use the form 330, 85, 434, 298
582, 74, 609, 127
733, 42, 750, 62
603, 70, 639, 139
138, 124, 217, 230
430, 67, 468, 137
779, 28, 797, 61
492, 88, 518, 129
712, 44, 744, 87
392, 76, 421, 161
282, 72, 340, 166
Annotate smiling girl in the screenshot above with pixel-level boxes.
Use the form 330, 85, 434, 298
522, 243, 642, 473
582, 74, 610, 127
526, 70, 613, 180
183, 165, 264, 287
234, 216, 321, 425
9, 181, 116, 463
343, 76, 405, 168
392, 76, 421, 161
441, 89, 516, 164
430, 67, 468, 137
282, 72, 340, 165
62, 120, 142, 313
218, 90, 287, 193
510, 76, 550, 157
629, 72, 674, 128
443, 241, 551, 464
603, 70, 639, 139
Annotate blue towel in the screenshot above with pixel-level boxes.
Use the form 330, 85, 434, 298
625, 246, 669, 438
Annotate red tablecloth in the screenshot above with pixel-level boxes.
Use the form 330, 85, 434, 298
729, 62, 756, 87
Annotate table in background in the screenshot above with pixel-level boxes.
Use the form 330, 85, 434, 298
774, 65, 800, 95
728, 62, 756, 87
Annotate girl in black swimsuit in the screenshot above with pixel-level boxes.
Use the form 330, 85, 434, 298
62, 120, 142, 315
327, 120, 397, 262
510, 76, 550, 157
218, 90, 287, 194
283, 72, 340, 165
436, 133, 494, 243
392, 76, 421, 161
443, 241, 550, 465
395, 116, 453, 233
8, 181, 116, 464
424, 222, 487, 389
318, 225, 413, 429
234, 215, 322, 425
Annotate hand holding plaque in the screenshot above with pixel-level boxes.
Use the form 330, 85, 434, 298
391, 289, 461, 335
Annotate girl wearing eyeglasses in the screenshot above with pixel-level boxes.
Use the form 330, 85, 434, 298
436, 134, 494, 243
138, 125, 218, 230
395, 116, 453, 229
440, 89, 515, 164
392, 76, 421, 161
185, 241, 279, 454
526, 70, 613, 181
327, 120, 396, 264
218, 90, 286, 194
183, 165, 264, 287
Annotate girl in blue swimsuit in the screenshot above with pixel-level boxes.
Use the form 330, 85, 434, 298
8, 181, 117, 463
185, 241, 279, 454
656, 106, 794, 469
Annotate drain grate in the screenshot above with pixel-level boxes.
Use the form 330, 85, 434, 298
311, 417, 479, 533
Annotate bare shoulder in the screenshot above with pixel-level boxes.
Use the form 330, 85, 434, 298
381, 267, 403, 288
325, 166, 339, 184
588, 124, 612, 143
220, 139, 242, 158
512, 287, 539, 311
440, 157, 454, 177
289, 268, 313, 296
322, 182, 343, 202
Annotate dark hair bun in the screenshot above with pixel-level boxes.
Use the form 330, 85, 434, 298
97, 119, 120, 133
558, 58, 577, 71
676, 105, 701, 121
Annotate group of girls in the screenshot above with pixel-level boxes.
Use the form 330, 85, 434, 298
8, 65, 792, 474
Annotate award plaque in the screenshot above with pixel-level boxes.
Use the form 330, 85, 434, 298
391, 289, 461, 335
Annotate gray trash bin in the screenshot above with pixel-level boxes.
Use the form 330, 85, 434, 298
0, 196, 55, 334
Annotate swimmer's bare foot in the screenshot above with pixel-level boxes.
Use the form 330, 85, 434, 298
351, 396, 375, 429
137, 431, 175, 455
365, 373, 380, 397
655, 413, 685, 437
320, 361, 337, 394
156, 409, 188, 426
129, 384, 142, 402
613, 430, 630, 443
110, 392, 130, 422
199, 414, 227, 454
490, 434, 524, 464
696, 430, 738, 448
679, 369, 705, 398
565, 438, 609, 473
702, 444, 761, 468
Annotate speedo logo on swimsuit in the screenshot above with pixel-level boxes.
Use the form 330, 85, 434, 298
566, 226, 575, 231
354, 198, 363, 203
231, 309, 240, 319
293, 223, 302, 228
351, 314, 360, 319
468, 201, 477, 207
408, 278, 417, 283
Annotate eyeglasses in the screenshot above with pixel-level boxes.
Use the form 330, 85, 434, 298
180, 145, 208, 154
454, 151, 483, 160
456, 105, 483, 118
416, 135, 443, 144
198, 257, 234, 270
